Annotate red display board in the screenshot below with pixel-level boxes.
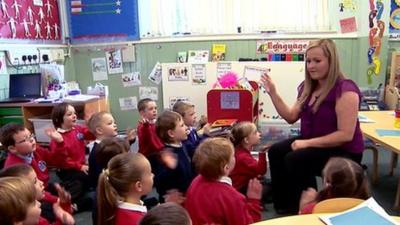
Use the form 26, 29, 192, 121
207, 81, 259, 123
0, 0, 61, 41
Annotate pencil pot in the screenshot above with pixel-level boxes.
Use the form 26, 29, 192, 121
394, 110, 400, 128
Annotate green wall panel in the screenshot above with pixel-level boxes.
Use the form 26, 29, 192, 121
70, 38, 387, 130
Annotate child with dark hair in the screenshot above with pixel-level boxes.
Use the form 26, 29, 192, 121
0, 176, 38, 225
139, 202, 191, 225
0, 164, 75, 225
49, 102, 95, 212
0, 123, 66, 221
172, 101, 210, 157
154, 110, 194, 203
185, 137, 262, 225
97, 153, 154, 225
299, 157, 370, 214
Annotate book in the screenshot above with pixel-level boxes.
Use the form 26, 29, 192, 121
319, 198, 397, 225
212, 44, 226, 62
211, 119, 238, 128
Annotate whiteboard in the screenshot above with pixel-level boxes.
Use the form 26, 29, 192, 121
161, 61, 305, 122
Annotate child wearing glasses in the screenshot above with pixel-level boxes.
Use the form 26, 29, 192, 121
0, 122, 67, 221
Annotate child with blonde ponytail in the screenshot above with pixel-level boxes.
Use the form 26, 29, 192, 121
97, 152, 154, 225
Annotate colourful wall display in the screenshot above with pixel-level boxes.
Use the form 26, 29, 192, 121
67, 0, 139, 43
0, 0, 61, 41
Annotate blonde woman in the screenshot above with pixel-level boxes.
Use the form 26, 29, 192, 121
261, 39, 364, 214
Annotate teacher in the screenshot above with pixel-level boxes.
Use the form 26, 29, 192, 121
260, 39, 364, 214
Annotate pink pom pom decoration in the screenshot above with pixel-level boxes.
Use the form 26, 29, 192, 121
217, 71, 238, 88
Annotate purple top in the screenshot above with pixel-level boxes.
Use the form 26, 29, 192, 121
298, 79, 364, 154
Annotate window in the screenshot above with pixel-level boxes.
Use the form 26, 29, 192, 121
138, 0, 330, 38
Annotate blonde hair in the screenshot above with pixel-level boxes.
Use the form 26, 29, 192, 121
172, 101, 194, 117
298, 39, 345, 113
194, 137, 234, 180
230, 122, 257, 147
0, 177, 36, 225
88, 111, 111, 135
97, 152, 149, 225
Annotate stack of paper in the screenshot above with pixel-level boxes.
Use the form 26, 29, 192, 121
319, 198, 398, 225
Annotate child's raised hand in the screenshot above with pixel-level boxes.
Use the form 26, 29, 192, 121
246, 178, 262, 200
160, 150, 178, 169
45, 127, 63, 143
52, 200, 75, 225
198, 115, 208, 128
80, 164, 89, 174
139, 117, 150, 124
164, 189, 186, 205
202, 123, 211, 135
54, 183, 71, 205
126, 128, 137, 141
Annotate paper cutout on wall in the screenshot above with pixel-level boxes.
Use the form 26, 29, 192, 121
106, 49, 123, 74
122, 72, 141, 87
139, 87, 158, 100
367, 0, 385, 84
339, 17, 357, 33
0, 0, 61, 41
119, 96, 137, 111
91, 57, 108, 81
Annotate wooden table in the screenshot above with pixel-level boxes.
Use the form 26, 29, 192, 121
359, 111, 400, 209
251, 214, 400, 225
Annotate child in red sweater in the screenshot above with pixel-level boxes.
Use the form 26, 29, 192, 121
0, 123, 67, 221
229, 122, 268, 195
97, 152, 154, 225
0, 164, 74, 225
298, 157, 370, 214
0, 176, 39, 225
137, 98, 164, 158
185, 137, 262, 225
49, 102, 95, 211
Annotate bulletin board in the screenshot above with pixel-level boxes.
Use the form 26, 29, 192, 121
0, 0, 61, 41
161, 61, 305, 122
67, 0, 139, 43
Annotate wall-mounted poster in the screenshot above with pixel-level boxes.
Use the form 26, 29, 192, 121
106, 50, 123, 74
67, 0, 140, 43
122, 72, 141, 87
167, 65, 189, 81
0, 0, 61, 42
191, 64, 206, 84
91, 58, 108, 81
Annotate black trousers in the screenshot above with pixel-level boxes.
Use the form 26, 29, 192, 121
268, 137, 362, 212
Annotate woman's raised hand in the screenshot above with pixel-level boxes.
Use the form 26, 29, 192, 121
260, 72, 277, 95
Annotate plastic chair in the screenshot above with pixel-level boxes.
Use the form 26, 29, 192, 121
312, 198, 364, 214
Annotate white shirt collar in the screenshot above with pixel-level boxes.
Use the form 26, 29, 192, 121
56, 127, 74, 133
218, 176, 232, 186
166, 143, 182, 148
118, 201, 147, 213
